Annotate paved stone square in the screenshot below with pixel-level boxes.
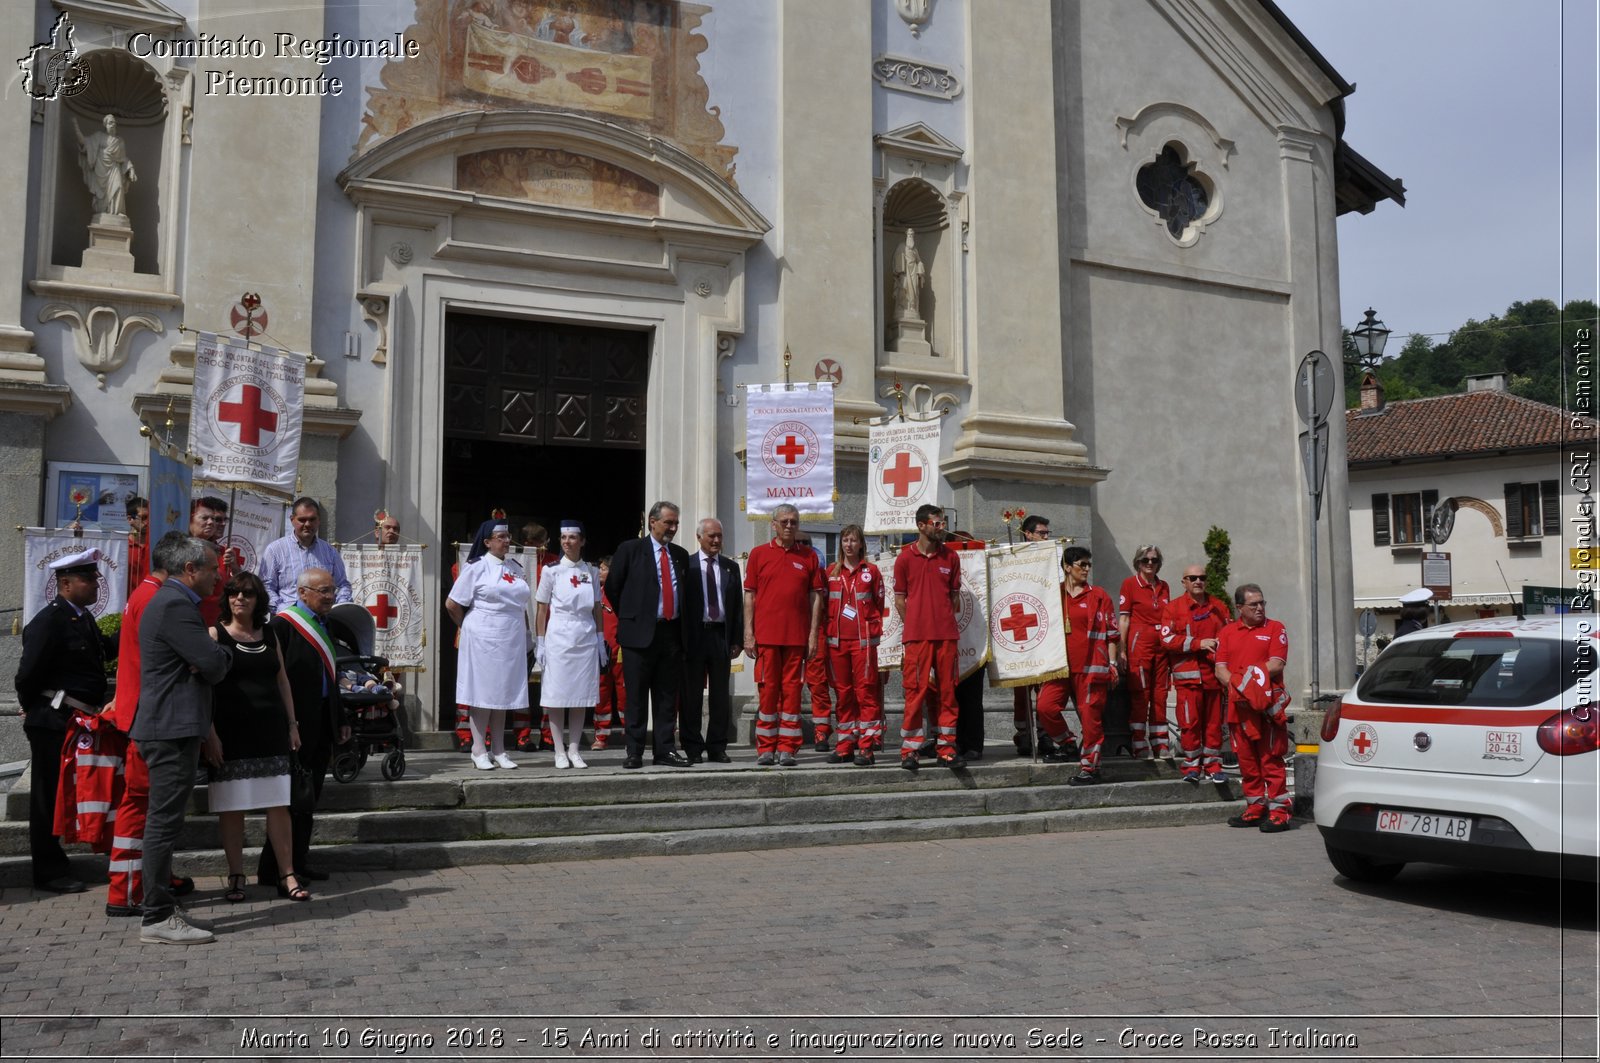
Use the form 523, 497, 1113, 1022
0, 823, 1593, 1060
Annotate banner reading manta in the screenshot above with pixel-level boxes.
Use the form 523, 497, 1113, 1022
745, 383, 834, 519
985, 540, 1069, 688
189, 333, 304, 496
866, 419, 940, 534
341, 545, 426, 667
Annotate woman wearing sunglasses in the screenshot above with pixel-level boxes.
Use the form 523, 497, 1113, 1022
1118, 545, 1171, 759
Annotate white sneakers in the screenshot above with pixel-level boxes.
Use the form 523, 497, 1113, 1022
567, 744, 587, 769
553, 746, 571, 769
493, 752, 518, 770
471, 753, 495, 771
140, 912, 214, 945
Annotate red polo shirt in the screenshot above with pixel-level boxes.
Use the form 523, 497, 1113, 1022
1215, 617, 1289, 677
1118, 573, 1171, 629
893, 541, 961, 642
745, 540, 823, 647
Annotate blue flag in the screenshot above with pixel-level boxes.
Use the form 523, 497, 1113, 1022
148, 439, 192, 546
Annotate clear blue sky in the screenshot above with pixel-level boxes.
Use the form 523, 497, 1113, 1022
1277, 0, 1598, 344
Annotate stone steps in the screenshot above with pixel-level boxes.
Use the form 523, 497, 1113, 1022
0, 747, 1241, 885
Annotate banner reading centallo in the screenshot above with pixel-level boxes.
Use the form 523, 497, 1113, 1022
462, 23, 655, 121
985, 540, 1070, 688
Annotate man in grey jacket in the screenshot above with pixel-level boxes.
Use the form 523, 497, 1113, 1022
130, 535, 231, 944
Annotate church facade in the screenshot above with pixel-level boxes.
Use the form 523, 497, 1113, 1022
0, 0, 1401, 723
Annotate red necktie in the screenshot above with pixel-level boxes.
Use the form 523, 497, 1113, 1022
658, 543, 675, 620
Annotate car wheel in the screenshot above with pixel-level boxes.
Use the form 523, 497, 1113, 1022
1325, 842, 1404, 883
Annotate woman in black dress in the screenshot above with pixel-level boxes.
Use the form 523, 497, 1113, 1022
205, 571, 306, 902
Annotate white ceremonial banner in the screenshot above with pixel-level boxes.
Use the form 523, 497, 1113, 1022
865, 420, 941, 534
22, 530, 129, 624
189, 332, 305, 495
985, 540, 1070, 688
745, 383, 834, 519
955, 548, 990, 681
341, 545, 427, 667
210, 488, 285, 573
872, 553, 902, 669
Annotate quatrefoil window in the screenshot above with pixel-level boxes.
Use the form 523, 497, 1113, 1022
1136, 144, 1212, 241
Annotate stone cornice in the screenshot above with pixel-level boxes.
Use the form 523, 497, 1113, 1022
0, 380, 73, 419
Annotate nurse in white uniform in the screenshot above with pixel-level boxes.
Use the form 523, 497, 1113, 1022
446, 517, 531, 771
534, 520, 606, 769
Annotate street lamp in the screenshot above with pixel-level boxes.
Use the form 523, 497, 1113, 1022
1351, 307, 1391, 371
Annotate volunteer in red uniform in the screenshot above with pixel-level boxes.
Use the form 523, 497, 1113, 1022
1158, 564, 1231, 784
107, 530, 196, 915
823, 525, 886, 766
1042, 546, 1121, 783
1009, 515, 1063, 756
593, 556, 625, 751
1213, 583, 1292, 832
893, 504, 963, 771
1119, 544, 1172, 759
795, 532, 834, 750
125, 496, 150, 586
742, 503, 825, 766
189, 496, 239, 627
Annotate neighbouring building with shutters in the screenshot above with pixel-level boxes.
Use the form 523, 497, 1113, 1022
1347, 372, 1597, 650
0, 0, 1404, 723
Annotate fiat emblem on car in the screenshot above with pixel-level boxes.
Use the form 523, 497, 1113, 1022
1413, 732, 1433, 752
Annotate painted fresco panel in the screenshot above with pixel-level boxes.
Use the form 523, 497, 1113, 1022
456, 147, 660, 214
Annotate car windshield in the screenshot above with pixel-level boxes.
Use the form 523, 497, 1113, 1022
1356, 636, 1595, 708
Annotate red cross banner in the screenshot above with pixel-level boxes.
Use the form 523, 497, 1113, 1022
22, 530, 129, 625
984, 540, 1070, 688
865, 419, 941, 534
341, 544, 426, 667
872, 555, 902, 669
745, 382, 835, 520
189, 332, 305, 495
200, 488, 286, 574
954, 547, 990, 681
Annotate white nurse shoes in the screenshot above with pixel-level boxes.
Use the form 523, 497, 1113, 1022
552, 746, 571, 769
493, 753, 519, 770
471, 753, 496, 771
566, 744, 587, 769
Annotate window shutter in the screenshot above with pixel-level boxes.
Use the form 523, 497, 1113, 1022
1540, 480, 1560, 538
1372, 493, 1390, 546
1505, 482, 1523, 538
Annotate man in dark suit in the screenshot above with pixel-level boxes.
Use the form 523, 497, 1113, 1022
131, 536, 232, 944
259, 567, 354, 887
14, 548, 116, 895
682, 517, 743, 764
603, 500, 694, 769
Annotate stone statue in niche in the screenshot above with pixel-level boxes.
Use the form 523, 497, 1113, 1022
893, 227, 926, 322
889, 227, 933, 357
74, 114, 136, 218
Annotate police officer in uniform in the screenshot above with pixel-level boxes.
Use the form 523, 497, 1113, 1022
14, 548, 115, 893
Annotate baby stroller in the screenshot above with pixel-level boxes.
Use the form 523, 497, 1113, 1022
328, 602, 407, 782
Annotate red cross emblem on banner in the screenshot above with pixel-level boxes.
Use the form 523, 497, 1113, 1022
775, 435, 806, 465
881, 451, 924, 498
998, 601, 1040, 643
367, 594, 399, 630
217, 384, 279, 446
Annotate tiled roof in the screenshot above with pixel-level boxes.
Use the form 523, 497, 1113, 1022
1346, 390, 1598, 465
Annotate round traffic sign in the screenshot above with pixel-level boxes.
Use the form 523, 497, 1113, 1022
1294, 349, 1336, 427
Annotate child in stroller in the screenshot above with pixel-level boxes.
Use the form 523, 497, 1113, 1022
328, 602, 408, 782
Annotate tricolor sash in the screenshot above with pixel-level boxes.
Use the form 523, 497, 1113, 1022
278, 604, 337, 680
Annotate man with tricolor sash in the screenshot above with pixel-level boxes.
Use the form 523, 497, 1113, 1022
259, 568, 354, 887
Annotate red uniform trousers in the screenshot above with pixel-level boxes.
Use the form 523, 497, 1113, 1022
806, 643, 833, 742
108, 741, 148, 909
593, 654, 626, 749
754, 646, 806, 755
1174, 686, 1225, 776
1066, 675, 1111, 772
1228, 697, 1290, 816
827, 642, 881, 755
1125, 628, 1171, 756
900, 640, 958, 759
1033, 678, 1081, 745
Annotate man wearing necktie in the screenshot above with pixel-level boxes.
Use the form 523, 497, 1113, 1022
603, 501, 696, 769
682, 517, 743, 764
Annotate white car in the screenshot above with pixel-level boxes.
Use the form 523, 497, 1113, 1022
1316, 614, 1599, 882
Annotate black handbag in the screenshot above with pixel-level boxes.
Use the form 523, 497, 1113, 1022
288, 753, 316, 814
